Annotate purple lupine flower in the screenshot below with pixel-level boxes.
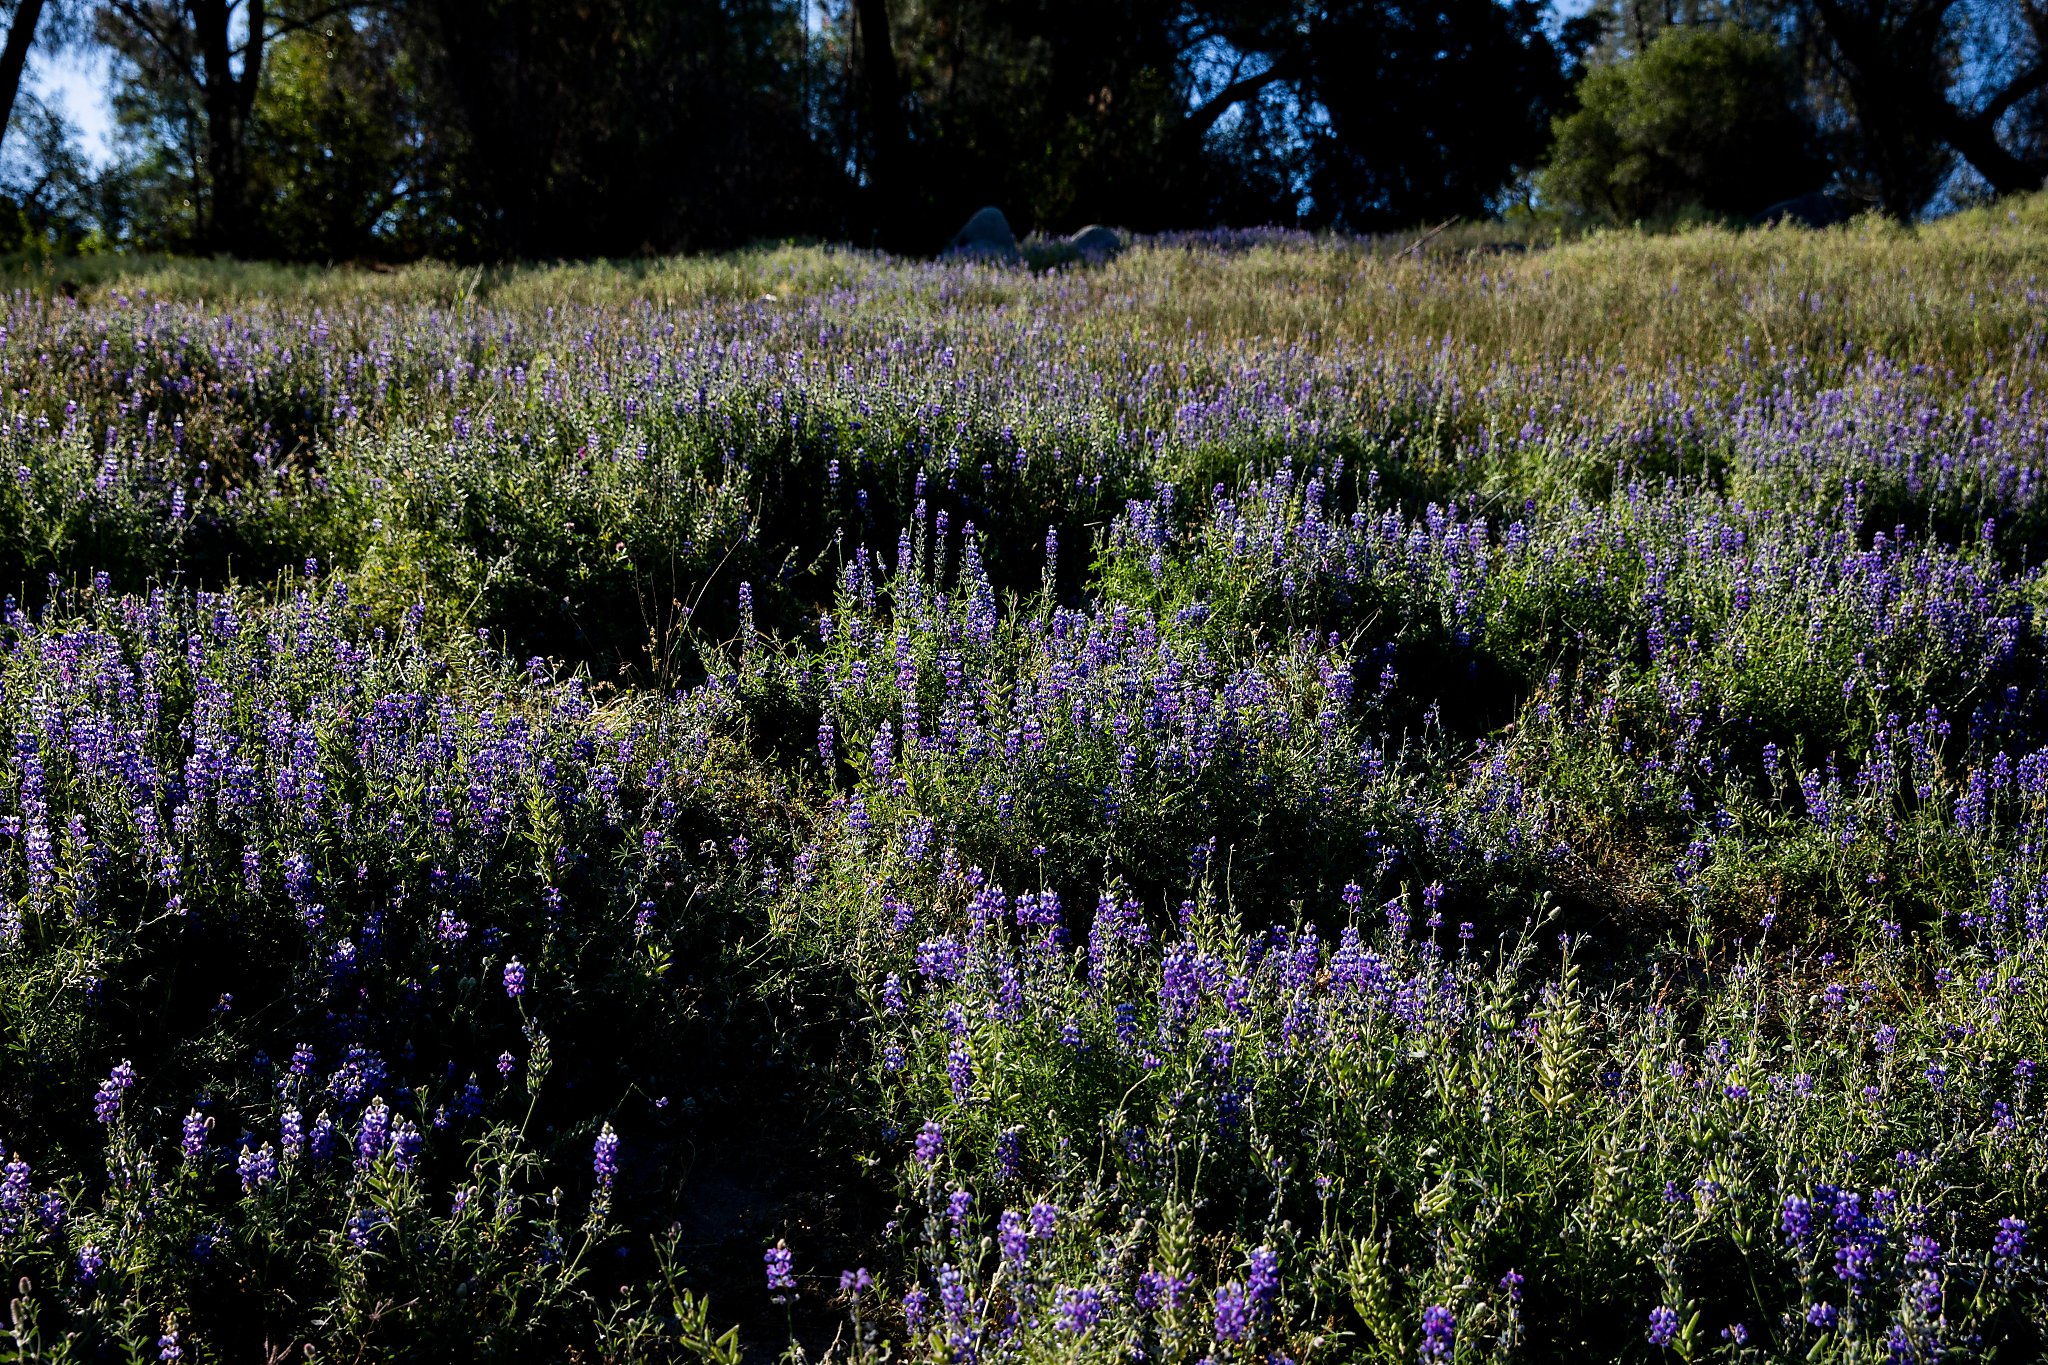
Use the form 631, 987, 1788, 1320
1835, 1237, 1877, 1290
1995, 1217, 2027, 1266
497, 1051, 517, 1078
355, 1098, 390, 1171
1806, 1302, 1838, 1331
1135, 1271, 1187, 1312
94, 1061, 135, 1124
1419, 1305, 1455, 1359
938, 1264, 970, 1323
158, 1331, 181, 1362
765, 1240, 796, 1296
237, 1143, 276, 1192
75, 1245, 104, 1285
593, 1124, 619, 1190
914, 1121, 943, 1166
904, 1287, 930, 1331
1499, 1270, 1524, 1303
1029, 1201, 1058, 1240
1056, 1286, 1106, 1334
998, 1210, 1028, 1266
503, 959, 527, 997
1247, 1246, 1279, 1319
1213, 1282, 1250, 1343
947, 1189, 972, 1235
946, 1040, 974, 1103
1647, 1306, 1680, 1348
994, 1128, 1023, 1182
346, 1207, 389, 1250
388, 1119, 423, 1172
1781, 1194, 1813, 1242
181, 1111, 209, 1161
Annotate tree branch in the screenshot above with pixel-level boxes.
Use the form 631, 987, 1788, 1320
1182, 58, 1292, 141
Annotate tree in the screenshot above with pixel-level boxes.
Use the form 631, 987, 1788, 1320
1542, 24, 1825, 221
1808, 0, 2048, 203
845, 0, 1587, 241
399, 0, 845, 258
98, 0, 366, 252
243, 13, 433, 259
1300, 0, 1592, 228
0, 1, 50, 165
854, 0, 909, 243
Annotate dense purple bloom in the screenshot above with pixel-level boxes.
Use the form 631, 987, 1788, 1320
355, 1099, 390, 1171
914, 1121, 944, 1166
993, 1128, 1023, 1182
237, 1143, 276, 1192
181, 1111, 209, 1161
938, 1264, 970, 1323
1647, 1306, 1680, 1348
1836, 1236, 1878, 1290
946, 1040, 974, 1103
308, 1115, 338, 1166
94, 1061, 135, 1124
1995, 1217, 2027, 1266
998, 1210, 1028, 1266
1247, 1246, 1279, 1319
346, 1207, 390, 1251
1056, 1286, 1105, 1334
388, 1119, 423, 1172
1213, 1282, 1249, 1343
593, 1124, 619, 1190
503, 959, 527, 997
1419, 1305, 1455, 1359
765, 1240, 796, 1294
1782, 1194, 1813, 1243
1135, 1271, 1187, 1313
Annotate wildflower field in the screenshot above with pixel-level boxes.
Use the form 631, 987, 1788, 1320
0, 201, 2046, 1363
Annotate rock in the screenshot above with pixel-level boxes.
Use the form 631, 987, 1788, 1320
945, 206, 1021, 263
1754, 192, 1860, 229
1068, 225, 1123, 262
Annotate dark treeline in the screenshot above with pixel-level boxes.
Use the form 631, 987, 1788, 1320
0, 0, 2040, 260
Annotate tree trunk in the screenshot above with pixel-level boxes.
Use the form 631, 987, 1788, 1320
195, 0, 268, 255
855, 0, 907, 246
0, 0, 47, 166
1814, 0, 2048, 204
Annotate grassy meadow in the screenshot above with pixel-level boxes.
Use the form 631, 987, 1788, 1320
0, 200, 2043, 1361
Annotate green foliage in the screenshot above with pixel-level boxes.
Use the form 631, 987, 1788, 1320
0, 226, 2041, 1358
1543, 25, 1825, 224
243, 18, 432, 262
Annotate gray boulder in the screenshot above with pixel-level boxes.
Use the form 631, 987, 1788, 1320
1068, 224, 1123, 262
945, 206, 1021, 263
